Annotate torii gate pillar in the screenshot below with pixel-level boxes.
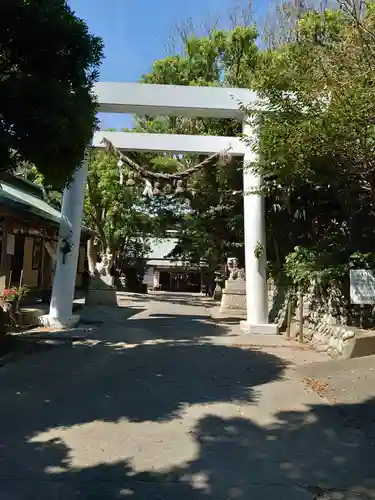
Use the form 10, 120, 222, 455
240, 121, 277, 334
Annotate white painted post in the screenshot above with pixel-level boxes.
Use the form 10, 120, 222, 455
240, 121, 278, 334
41, 149, 90, 328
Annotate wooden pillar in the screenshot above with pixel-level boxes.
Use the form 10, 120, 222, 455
0, 218, 12, 290
39, 235, 46, 288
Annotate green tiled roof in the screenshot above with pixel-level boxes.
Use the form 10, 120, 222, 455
0, 177, 94, 233
147, 238, 178, 260
146, 237, 206, 268
0, 181, 61, 224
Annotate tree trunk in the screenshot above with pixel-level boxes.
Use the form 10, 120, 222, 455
368, 171, 375, 206
104, 247, 114, 276
87, 237, 97, 276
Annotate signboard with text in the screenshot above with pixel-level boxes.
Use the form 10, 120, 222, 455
350, 269, 375, 304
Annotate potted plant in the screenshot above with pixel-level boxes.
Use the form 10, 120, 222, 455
2, 288, 19, 311
16, 285, 30, 306
2, 285, 29, 312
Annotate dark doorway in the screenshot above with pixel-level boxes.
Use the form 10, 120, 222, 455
159, 271, 171, 291
159, 270, 201, 292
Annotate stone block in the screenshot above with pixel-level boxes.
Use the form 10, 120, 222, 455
240, 321, 279, 335
221, 291, 246, 311
224, 279, 246, 291
341, 330, 375, 359
210, 305, 246, 322
19, 307, 46, 326
85, 289, 118, 307
89, 273, 115, 290
220, 279, 246, 313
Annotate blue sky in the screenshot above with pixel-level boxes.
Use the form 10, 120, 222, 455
68, 0, 267, 130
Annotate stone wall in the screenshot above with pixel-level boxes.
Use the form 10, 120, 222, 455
267, 281, 290, 328
268, 279, 357, 356
299, 319, 356, 358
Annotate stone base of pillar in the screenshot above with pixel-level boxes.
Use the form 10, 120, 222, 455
96, 274, 115, 287
39, 314, 80, 329
240, 321, 279, 335
84, 272, 117, 307
86, 289, 117, 307
210, 306, 246, 322
219, 279, 246, 317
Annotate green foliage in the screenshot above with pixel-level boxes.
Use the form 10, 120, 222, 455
18, 162, 62, 209
139, 27, 259, 269
249, 1, 375, 294
284, 246, 335, 290
120, 237, 151, 291
143, 26, 258, 88
285, 246, 375, 293
254, 241, 264, 260
85, 150, 148, 253
84, 148, 170, 265
253, 4, 375, 191
0, 0, 103, 187
20, 164, 44, 187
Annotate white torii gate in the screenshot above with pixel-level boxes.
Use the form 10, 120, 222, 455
42, 82, 278, 335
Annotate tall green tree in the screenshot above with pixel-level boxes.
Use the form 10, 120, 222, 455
83, 148, 175, 284
138, 26, 259, 269
0, 0, 103, 186
250, 0, 375, 300
138, 3, 375, 302
84, 150, 150, 258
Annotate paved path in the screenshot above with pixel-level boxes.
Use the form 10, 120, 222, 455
0, 292, 375, 499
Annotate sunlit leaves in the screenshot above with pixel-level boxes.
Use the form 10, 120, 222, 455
0, 0, 103, 187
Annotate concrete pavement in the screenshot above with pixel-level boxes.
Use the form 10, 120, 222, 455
0, 292, 375, 499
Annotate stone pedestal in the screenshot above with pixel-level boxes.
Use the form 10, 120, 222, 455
85, 273, 117, 307
86, 289, 117, 307
213, 283, 223, 301
218, 279, 247, 319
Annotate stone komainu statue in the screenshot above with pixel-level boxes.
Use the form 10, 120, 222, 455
227, 258, 245, 281
238, 267, 246, 280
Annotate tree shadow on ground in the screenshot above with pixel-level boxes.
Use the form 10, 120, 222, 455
121, 312, 226, 342
3, 297, 375, 499
181, 406, 375, 498
78, 310, 230, 344
147, 294, 217, 308
0, 340, 286, 428
78, 291, 222, 344
0, 339, 288, 497
2, 397, 375, 498
79, 306, 146, 325
117, 291, 216, 309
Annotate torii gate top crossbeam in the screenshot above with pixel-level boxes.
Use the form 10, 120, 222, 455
94, 82, 256, 120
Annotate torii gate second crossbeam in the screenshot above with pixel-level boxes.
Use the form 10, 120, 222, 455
42, 82, 278, 335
